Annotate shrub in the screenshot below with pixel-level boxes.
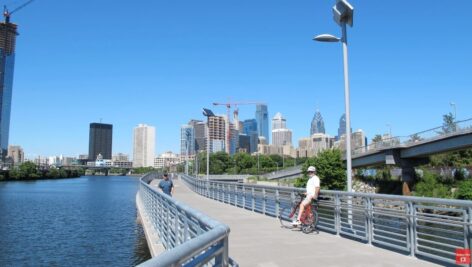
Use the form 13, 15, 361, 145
456, 179, 472, 200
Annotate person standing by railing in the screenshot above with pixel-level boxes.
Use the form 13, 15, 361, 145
158, 173, 174, 197
292, 166, 320, 226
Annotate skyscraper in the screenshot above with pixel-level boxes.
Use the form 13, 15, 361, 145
89, 123, 113, 160
133, 124, 156, 168
189, 120, 206, 152
272, 112, 292, 146
337, 113, 351, 140
310, 110, 326, 135
208, 115, 226, 153
272, 112, 286, 130
255, 104, 269, 144
0, 21, 18, 159
180, 124, 195, 158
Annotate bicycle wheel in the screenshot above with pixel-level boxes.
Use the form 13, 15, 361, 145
279, 207, 296, 229
301, 209, 318, 234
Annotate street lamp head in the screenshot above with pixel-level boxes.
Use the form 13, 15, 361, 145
313, 34, 340, 42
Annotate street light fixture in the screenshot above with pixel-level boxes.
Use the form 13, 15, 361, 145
450, 102, 456, 121
202, 108, 215, 181
313, 0, 354, 192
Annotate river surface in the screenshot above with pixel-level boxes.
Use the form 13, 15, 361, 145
0, 175, 151, 266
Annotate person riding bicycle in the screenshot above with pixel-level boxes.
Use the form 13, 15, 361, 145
292, 166, 320, 226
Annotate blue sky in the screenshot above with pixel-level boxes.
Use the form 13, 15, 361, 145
8, 0, 472, 158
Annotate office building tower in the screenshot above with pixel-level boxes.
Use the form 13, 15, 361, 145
189, 120, 206, 152
133, 124, 156, 168
310, 110, 325, 135
271, 112, 292, 146
229, 126, 239, 155
7, 145, 23, 164
242, 119, 258, 135
0, 21, 18, 159
89, 123, 113, 160
338, 114, 346, 140
255, 104, 269, 143
181, 124, 195, 159
238, 134, 251, 153
272, 112, 286, 130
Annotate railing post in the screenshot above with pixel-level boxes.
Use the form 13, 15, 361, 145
262, 188, 266, 215
252, 187, 255, 211
275, 189, 280, 218
234, 184, 238, 206
408, 201, 416, 257
467, 207, 472, 266
366, 196, 373, 245
242, 185, 246, 208
335, 193, 341, 236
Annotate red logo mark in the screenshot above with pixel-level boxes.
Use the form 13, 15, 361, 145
456, 248, 471, 265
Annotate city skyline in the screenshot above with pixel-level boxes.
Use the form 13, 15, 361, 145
7, 0, 472, 157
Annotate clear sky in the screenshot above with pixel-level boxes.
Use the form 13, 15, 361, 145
7, 0, 472, 159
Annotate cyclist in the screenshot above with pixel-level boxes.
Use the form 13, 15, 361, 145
292, 166, 320, 226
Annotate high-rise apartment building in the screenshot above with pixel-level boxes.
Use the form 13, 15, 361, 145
89, 123, 113, 160
255, 104, 269, 143
0, 21, 18, 159
7, 145, 23, 164
208, 116, 226, 153
133, 124, 156, 168
310, 110, 325, 135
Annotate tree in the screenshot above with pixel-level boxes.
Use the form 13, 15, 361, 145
408, 133, 422, 143
294, 149, 346, 190
441, 112, 457, 134
413, 169, 452, 199
233, 152, 255, 173
372, 134, 383, 143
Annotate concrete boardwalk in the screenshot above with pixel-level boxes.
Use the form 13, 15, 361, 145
166, 179, 439, 267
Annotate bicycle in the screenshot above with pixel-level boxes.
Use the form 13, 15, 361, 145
279, 192, 319, 234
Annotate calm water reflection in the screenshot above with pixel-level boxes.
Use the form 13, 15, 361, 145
0, 175, 151, 266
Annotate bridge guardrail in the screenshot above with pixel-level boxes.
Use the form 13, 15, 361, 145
137, 173, 238, 267
352, 118, 472, 157
182, 174, 472, 266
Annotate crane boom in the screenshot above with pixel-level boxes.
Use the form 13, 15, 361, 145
4, 0, 35, 23
212, 101, 265, 154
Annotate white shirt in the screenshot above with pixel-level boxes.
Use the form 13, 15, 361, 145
306, 175, 320, 196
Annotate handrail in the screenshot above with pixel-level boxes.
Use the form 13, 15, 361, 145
137, 173, 238, 267
181, 174, 472, 266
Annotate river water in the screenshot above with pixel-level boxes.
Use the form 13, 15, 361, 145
0, 175, 151, 266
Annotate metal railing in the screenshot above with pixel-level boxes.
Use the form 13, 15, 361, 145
182, 174, 472, 266
137, 173, 238, 267
352, 118, 472, 156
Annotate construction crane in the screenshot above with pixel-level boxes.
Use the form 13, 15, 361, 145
3, 0, 35, 23
212, 101, 265, 154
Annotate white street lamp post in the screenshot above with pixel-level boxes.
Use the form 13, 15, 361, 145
314, 0, 354, 192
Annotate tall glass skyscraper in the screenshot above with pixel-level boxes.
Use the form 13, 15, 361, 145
180, 124, 195, 158
89, 123, 113, 160
310, 110, 326, 135
255, 104, 269, 143
242, 119, 257, 135
338, 114, 346, 140
0, 22, 18, 159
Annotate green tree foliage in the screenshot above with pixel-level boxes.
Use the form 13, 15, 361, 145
409, 133, 422, 143
441, 112, 457, 134
294, 149, 346, 190
456, 179, 472, 200
132, 167, 155, 174
372, 134, 383, 143
413, 170, 452, 199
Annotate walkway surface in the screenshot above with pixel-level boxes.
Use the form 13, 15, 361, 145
155, 179, 439, 267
